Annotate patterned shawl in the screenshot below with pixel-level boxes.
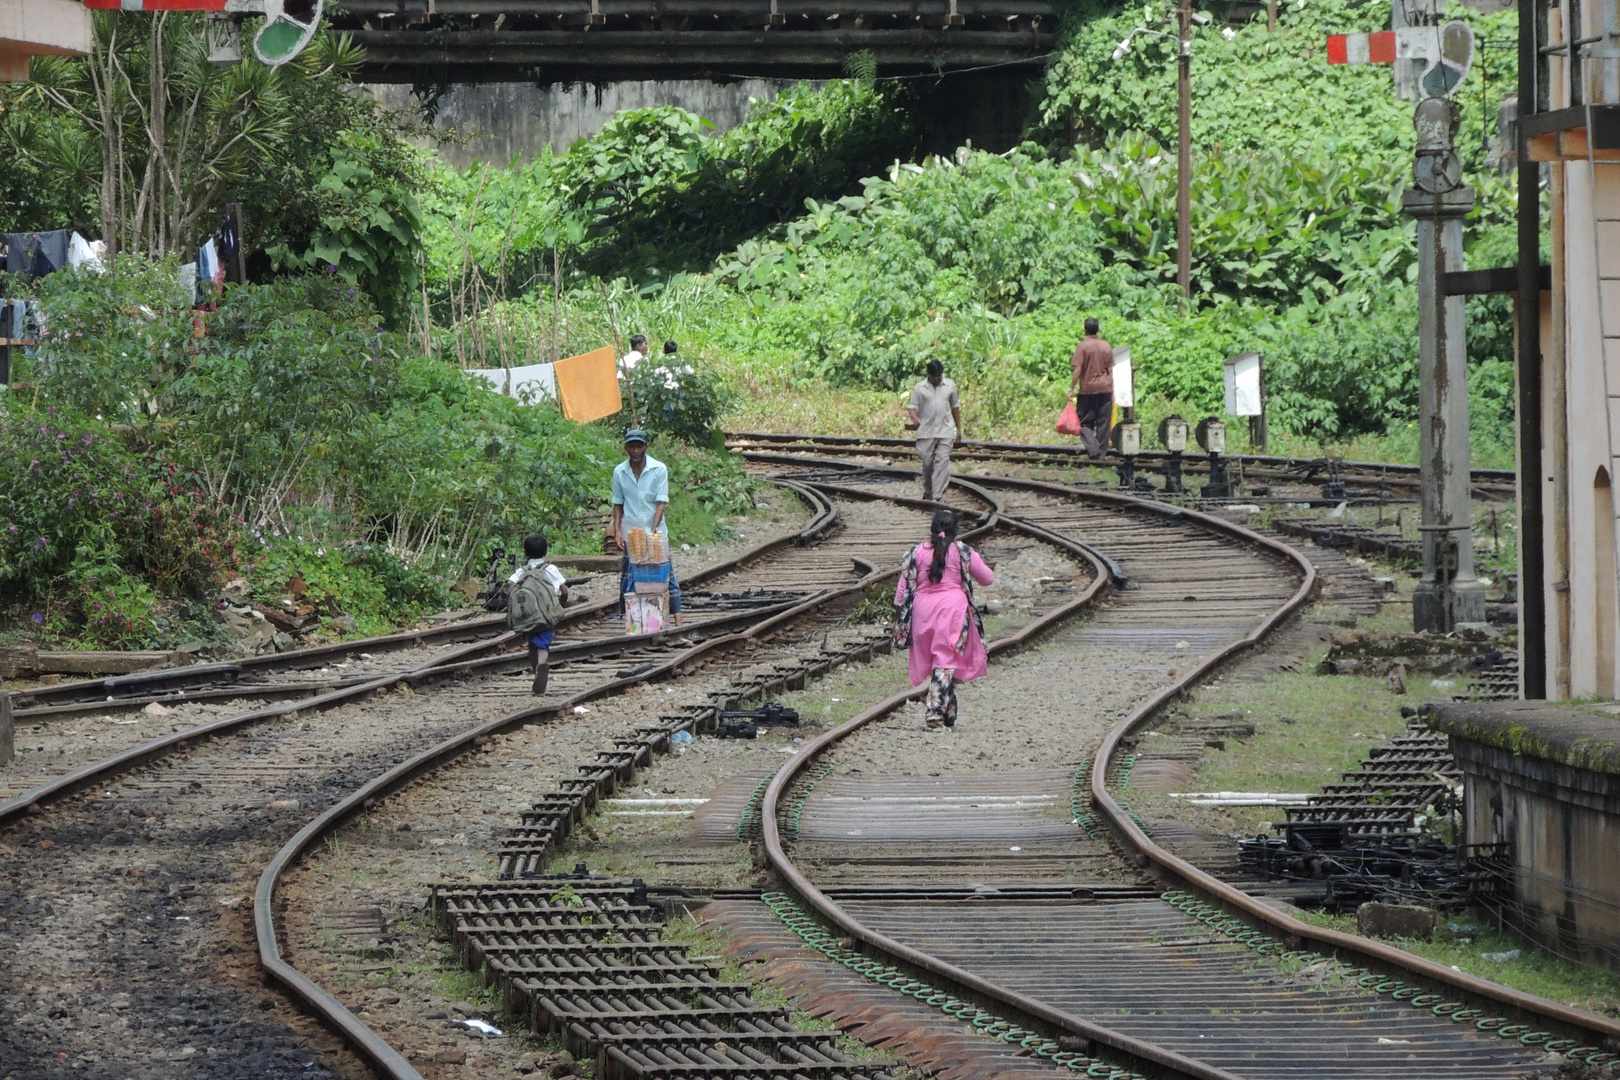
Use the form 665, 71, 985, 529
894, 541, 986, 652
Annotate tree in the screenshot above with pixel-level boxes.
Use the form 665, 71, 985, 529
2, 18, 422, 324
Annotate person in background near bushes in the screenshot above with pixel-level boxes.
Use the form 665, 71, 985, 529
906, 360, 961, 502
894, 509, 994, 729
663, 339, 678, 358
510, 532, 568, 695
624, 333, 649, 371
1068, 317, 1114, 461
611, 428, 682, 624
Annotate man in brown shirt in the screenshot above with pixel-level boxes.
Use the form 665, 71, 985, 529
1068, 318, 1114, 460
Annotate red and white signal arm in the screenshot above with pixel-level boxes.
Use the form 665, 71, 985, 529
84, 0, 232, 9
83, 0, 322, 65
1326, 21, 1474, 97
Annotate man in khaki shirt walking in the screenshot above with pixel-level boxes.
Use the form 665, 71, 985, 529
907, 360, 961, 501
1068, 318, 1114, 460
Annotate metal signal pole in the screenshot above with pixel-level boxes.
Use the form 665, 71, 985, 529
1177, 0, 1193, 302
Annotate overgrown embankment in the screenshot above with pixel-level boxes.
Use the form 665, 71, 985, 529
0, 269, 751, 649
0, 0, 1525, 646
412, 0, 1518, 460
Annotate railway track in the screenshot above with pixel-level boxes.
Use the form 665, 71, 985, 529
742, 457, 1619, 1080
3, 475, 1091, 1080
726, 431, 1520, 500
6, 612, 512, 721
4, 451, 1605, 1080
0, 479, 892, 1079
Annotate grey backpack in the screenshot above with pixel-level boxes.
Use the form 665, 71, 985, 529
506, 565, 563, 634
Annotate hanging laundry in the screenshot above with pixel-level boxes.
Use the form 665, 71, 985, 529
177, 262, 199, 307
508, 363, 557, 402
216, 207, 243, 283
466, 367, 510, 395
554, 346, 622, 423
197, 238, 224, 288
66, 233, 104, 274
4, 231, 70, 279
464, 362, 559, 403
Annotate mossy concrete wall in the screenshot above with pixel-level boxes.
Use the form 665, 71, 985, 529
1432, 701, 1620, 971
368, 80, 806, 167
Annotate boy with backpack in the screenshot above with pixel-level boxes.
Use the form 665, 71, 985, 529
507, 532, 568, 695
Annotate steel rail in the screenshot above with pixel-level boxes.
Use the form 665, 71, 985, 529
0, 633, 503, 825
0, 482, 836, 822
755, 480, 1253, 1080
10, 613, 508, 714
1011, 461, 1620, 1044
249, 479, 877, 1080
727, 430, 1519, 486
15, 485, 839, 719
757, 455, 1620, 1060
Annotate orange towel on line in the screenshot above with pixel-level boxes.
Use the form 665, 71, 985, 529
554, 346, 622, 423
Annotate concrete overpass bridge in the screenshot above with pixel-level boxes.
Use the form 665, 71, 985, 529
330, 0, 1055, 84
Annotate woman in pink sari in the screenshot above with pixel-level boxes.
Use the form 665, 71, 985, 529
894, 510, 995, 728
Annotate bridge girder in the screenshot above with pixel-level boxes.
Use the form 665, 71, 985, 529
330, 0, 1054, 82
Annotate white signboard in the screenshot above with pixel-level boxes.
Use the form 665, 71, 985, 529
1112, 347, 1134, 408
1223, 352, 1263, 416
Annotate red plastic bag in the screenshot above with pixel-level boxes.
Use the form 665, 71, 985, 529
1055, 401, 1081, 437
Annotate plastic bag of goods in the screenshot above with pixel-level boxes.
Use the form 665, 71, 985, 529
625, 593, 666, 635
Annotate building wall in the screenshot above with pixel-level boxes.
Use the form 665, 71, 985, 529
0, 0, 91, 82
1548, 162, 1620, 700
1541, 0, 1620, 699
1448, 727, 1620, 971
370, 69, 1036, 167
369, 80, 809, 167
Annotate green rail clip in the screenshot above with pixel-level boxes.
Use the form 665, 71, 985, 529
781, 761, 835, 842
1159, 890, 1617, 1068
762, 891, 1146, 1080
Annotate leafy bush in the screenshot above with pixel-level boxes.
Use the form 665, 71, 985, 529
0, 410, 234, 614
245, 537, 449, 633
60, 557, 159, 649
20, 259, 194, 423
2, 27, 424, 322
0, 412, 153, 603
621, 355, 734, 446
145, 463, 241, 597
418, 80, 917, 296
265, 129, 425, 328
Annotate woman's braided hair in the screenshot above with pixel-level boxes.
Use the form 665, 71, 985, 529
928, 509, 959, 584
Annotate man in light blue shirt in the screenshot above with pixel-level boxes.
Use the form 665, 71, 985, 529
611, 429, 681, 619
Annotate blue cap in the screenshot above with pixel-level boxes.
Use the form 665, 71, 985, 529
623, 428, 649, 444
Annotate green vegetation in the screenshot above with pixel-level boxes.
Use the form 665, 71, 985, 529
1132, 638, 1414, 837
405, 0, 1520, 458
0, 264, 755, 646
3, 23, 424, 325
1290, 907, 1620, 1017
1, 0, 1527, 640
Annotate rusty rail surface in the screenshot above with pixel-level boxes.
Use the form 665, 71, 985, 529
754, 456, 1620, 1075
16, 480, 838, 720
251, 477, 917, 1080
729, 430, 1523, 502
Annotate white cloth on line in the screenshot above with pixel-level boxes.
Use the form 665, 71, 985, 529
508, 363, 557, 402
465, 362, 557, 402
67, 233, 104, 274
